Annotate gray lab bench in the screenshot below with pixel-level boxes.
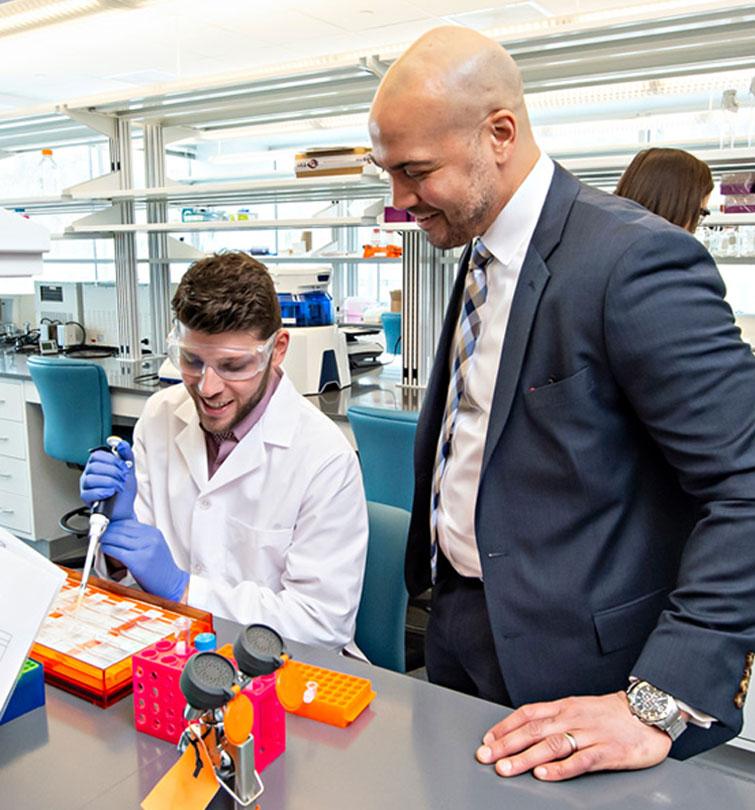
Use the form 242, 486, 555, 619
2, 618, 755, 809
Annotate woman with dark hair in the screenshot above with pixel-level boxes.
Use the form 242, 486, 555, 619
615, 147, 714, 233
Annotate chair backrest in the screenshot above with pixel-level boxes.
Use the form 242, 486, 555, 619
381, 311, 402, 355
355, 501, 411, 672
27, 356, 112, 467
347, 405, 419, 512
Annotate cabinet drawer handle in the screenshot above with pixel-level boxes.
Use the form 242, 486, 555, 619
0, 399, 6, 403
0, 508, 14, 514
0, 437, 8, 441
0, 473, 11, 479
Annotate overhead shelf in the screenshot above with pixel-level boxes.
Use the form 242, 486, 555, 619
704, 213, 755, 227
0, 195, 108, 215
561, 148, 755, 188
66, 216, 376, 235
40, 254, 402, 265
69, 173, 389, 206
1, 174, 389, 214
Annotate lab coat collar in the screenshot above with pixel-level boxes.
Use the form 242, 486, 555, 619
174, 372, 300, 495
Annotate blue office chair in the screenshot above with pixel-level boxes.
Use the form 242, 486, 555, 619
355, 501, 411, 672
381, 311, 402, 355
27, 355, 112, 467
347, 405, 419, 512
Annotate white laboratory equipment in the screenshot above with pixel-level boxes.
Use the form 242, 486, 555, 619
271, 265, 350, 396
0, 208, 50, 277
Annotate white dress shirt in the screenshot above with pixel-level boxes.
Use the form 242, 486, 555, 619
437, 151, 554, 578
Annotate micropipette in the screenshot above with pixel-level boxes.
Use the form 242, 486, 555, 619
76, 435, 131, 609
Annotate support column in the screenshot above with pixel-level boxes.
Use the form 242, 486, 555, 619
401, 230, 455, 389
111, 117, 141, 361
144, 123, 171, 356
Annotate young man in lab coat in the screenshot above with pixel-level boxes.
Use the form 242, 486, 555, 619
80, 252, 368, 651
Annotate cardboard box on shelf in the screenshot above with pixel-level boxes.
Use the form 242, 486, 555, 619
390, 289, 402, 313
295, 146, 373, 178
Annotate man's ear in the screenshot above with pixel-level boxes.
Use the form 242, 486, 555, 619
487, 108, 517, 164
271, 329, 290, 368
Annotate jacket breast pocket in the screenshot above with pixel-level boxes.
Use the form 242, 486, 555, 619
524, 366, 594, 410
592, 587, 670, 655
224, 516, 293, 590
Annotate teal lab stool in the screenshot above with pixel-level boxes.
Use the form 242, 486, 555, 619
27, 355, 112, 467
347, 405, 419, 512
381, 311, 402, 355
355, 501, 411, 672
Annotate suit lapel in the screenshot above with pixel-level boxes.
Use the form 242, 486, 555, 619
480, 163, 581, 479
480, 246, 549, 477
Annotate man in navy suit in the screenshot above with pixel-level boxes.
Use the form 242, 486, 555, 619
369, 27, 755, 780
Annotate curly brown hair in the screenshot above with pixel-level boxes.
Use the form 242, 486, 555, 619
172, 251, 281, 338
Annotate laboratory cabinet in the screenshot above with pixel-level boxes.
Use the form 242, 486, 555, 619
0, 377, 82, 542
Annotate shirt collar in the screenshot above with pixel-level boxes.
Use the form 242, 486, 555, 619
481, 150, 555, 267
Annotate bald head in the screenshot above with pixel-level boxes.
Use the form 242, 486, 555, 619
368, 27, 539, 248
372, 26, 529, 133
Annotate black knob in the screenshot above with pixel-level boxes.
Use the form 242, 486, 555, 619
179, 651, 237, 710
233, 624, 287, 678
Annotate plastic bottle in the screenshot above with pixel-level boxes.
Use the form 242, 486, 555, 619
37, 148, 60, 196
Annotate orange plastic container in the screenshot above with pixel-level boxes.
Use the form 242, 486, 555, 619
32, 573, 212, 707
282, 660, 375, 728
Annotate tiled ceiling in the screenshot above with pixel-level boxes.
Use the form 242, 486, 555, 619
0, 0, 748, 113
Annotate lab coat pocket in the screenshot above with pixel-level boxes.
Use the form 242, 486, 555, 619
224, 516, 293, 591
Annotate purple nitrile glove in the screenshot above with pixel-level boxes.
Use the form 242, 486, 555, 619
100, 518, 189, 602
79, 440, 136, 522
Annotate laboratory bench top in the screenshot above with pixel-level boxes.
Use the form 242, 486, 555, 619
2, 617, 755, 810
0, 350, 422, 425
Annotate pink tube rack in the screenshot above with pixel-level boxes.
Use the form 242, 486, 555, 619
132, 639, 285, 772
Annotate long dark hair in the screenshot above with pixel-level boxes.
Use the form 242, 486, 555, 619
615, 148, 713, 233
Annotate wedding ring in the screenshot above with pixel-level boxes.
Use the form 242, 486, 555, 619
563, 731, 579, 755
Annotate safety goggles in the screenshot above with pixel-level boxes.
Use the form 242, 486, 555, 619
166, 325, 277, 381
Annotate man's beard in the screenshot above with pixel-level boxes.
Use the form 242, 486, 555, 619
206, 360, 272, 436
425, 175, 497, 250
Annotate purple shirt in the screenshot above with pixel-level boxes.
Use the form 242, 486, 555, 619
203, 370, 282, 478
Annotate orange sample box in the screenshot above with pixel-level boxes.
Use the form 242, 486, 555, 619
283, 660, 376, 728
31, 571, 212, 707
362, 244, 403, 259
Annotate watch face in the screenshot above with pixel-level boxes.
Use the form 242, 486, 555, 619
631, 684, 672, 723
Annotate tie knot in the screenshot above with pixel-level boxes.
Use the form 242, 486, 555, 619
470, 238, 492, 271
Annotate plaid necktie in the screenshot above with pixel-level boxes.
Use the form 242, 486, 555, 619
430, 238, 493, 583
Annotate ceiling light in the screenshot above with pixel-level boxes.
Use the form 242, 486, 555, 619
0, 0, 143, 36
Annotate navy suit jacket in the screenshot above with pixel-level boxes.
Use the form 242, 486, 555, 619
406, 164, 755, 758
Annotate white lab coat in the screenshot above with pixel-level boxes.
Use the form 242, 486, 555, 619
127, 373, 368, 651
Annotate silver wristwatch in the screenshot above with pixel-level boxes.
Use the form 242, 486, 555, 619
626, 680, 688, 741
